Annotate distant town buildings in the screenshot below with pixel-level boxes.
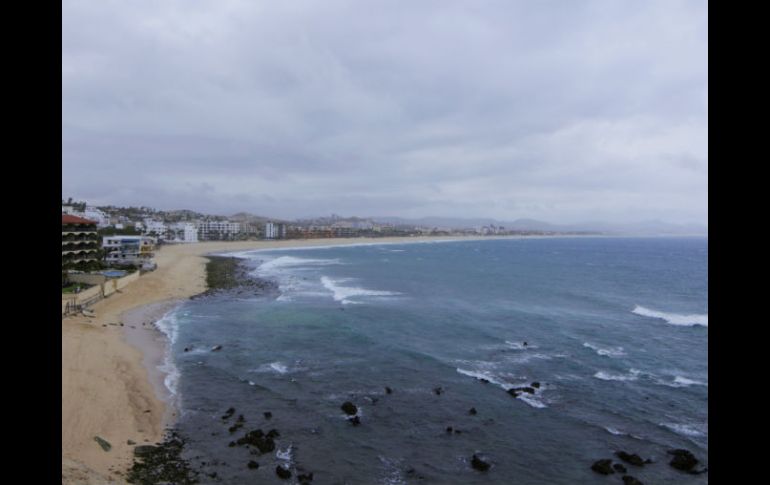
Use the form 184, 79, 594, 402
169, 222, 199, 243
196, 221, 241, 241
264, 221, 286, 239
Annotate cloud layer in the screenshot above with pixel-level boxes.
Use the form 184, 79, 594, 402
63, 0, 707, 224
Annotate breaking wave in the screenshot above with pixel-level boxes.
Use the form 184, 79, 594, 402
633, 305, 708, 327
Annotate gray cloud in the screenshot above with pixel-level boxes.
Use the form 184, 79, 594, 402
63, 0, 707, 224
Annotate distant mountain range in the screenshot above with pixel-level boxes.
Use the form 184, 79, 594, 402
367, 216, 708, 236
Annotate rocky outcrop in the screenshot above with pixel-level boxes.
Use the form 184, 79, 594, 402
615, 451, 645, 466
667, 449, 702, 472
471, 454, 490, 471
622, 476, 644, 485
341, 401, 358, 415
591, 459, 615, 475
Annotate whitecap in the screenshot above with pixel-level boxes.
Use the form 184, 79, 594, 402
154, 310, 181, 397
583, 342, 626, 357
257, 256, 341, 275
321, 276, 400, 304
505, 341, 538, 350
456, 368, 508, 388
252, 362, 289, 374
656, 375, 708, 388
674, 376, 707, 386
632, 305, 708, 327
517, 393, 547, 409
661, 422, 707, 437
276, 444, 293, 462
593, 369, 640, 382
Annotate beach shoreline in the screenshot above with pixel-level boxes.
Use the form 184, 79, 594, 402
60, 234, 575, 483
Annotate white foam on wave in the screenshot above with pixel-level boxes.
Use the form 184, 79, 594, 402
456, 368, 509, 388
604, 426, 625, 436
257, 256, 341, 274
505, 341, 538, 350
661, 422, 707, 438
656, 375, 708, 388
517, 393, 547, 409
455, 368, 548, 408
508, 353, 552, 364
154, 310, 181, 397
321, 276, 400, 304
593, 369, 641, 382
583, 342, 626, 357
252, 361, 290, 374
674, 376, 707, 386
276, 444, 293, 462
632, 305, 708, 327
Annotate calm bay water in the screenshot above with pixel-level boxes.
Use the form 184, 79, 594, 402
157, 237, 708, 484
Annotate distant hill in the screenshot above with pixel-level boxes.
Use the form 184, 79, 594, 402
369, 216, 707, 235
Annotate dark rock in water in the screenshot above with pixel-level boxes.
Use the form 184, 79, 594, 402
519, 386, 536, 394
523, 341, 528, 347
454, 429, 462, 434
471, 454, 490, 471
276, 465, 292, 479
385, 386, 393, 394
341, 401, 358, 415
507, 388, 520, 398
228, 441, 236, 447
264, 411, 273, 419
297, 471, 314, 482
349, 416, 361, 426
622, 475, 644, 485
531, 381, 541, 388
237, 414, 245, 423
479, 378, 490, 384
667, 449, 699, 471
446, 426, 453, 433
236, 429, 276, 453
615, 451, 645, 466
247, 460, 259, 469
266, 429, 280, 439
93, 436, 112, 452
228, 424, 242, 433
613, 463, 627, 473
591, 459, 615, 475
469, 407, 478, 415
127, 431, 198, 484
183, 347, 190, 352
211, 345, 223, 351
433, 387, 443, 395
222, 407, 235, 420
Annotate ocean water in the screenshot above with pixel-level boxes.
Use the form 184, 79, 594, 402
158, 237, 708, 484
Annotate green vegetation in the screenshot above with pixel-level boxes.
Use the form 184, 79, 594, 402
62, 282, 93, 293
204, 256, 242, 291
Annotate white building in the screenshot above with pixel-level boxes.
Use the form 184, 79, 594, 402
264, 222, 286, 239
196, 221, 241, 240
143, 219, 168, 238
169, 222, 199, 243
83, 206, 110, 228
103, 236, 156, 267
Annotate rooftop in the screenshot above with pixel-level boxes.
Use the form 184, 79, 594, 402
62, 214, 97, 225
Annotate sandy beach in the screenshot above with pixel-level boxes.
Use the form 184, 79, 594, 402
63, 235, 513, 483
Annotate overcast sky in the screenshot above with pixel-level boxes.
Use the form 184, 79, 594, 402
62, 0, 707, 224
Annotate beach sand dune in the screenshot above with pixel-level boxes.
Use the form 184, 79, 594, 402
61, 236, 508, 482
